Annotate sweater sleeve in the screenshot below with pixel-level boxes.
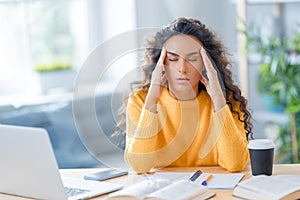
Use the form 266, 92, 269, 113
124, 94, 167, 173
214, 106, 249, 172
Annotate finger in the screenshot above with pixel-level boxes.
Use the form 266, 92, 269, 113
200, 47, 226, 96
151, 49, 167, 85
201, 47, 220, 75
153, 49, 166, 75
155, 49, 167, 76
201, 47, 221, 79
158, 48, 167, 65
201, 69, 208, 82
161, 74, 167, 85
200, 47, 212, 70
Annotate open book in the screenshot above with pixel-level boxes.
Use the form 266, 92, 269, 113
232, 175, 300, 200
150, 172, 244, 190
107, 179, 215, 200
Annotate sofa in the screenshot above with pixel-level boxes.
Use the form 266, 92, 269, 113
0, 92, 125, 169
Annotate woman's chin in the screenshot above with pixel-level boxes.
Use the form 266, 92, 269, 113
169, 86, 197, 99
171, 83, 194, 92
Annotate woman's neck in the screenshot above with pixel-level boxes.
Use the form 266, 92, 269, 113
168, 87, 199, 101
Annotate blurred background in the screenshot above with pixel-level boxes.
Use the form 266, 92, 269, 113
0, 0, 299, 168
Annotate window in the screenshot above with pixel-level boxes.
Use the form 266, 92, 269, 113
0, 0, 137, 96
0, 0, 88, 95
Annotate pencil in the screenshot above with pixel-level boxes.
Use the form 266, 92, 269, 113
201, 174, 213, 186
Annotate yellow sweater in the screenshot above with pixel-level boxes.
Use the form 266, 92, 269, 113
125, 87, 249, 173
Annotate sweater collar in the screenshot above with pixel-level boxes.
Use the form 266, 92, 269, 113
160, 87, 209, 108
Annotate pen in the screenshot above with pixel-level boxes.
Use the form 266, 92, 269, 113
201, 174, 213, 186
189, 170, 202, 182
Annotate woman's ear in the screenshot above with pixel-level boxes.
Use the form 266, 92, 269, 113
199, 75, 207, 88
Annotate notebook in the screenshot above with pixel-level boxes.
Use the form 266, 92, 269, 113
0, 124, 123, 200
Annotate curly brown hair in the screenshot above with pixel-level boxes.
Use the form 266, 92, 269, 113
113, 17, 253, 143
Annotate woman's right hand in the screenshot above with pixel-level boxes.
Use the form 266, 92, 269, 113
145, 48, 167, 113
150, 48, 167, 86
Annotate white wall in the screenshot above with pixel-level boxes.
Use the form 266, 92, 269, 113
135, 0, 238, 52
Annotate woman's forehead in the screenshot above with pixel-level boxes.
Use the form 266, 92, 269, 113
164, 34, 202, 56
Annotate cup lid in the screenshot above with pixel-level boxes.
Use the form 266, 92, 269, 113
248, 139, 275, 149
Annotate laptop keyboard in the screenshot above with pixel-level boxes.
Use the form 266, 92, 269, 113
65, 187, 90, 197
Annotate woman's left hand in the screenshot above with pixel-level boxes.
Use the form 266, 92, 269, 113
200, 47, 226, 111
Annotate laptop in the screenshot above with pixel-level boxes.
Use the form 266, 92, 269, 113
0, 124, 123, 200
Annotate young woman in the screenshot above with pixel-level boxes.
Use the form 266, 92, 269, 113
115, 17, 252, 173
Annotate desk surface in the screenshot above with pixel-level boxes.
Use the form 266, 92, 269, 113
1, 164, 299, 200
63, 164, 300, 200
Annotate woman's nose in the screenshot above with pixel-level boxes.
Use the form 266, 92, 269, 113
178, 58, 187, 73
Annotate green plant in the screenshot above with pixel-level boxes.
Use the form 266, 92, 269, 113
35, 61, 72, 72
292, 24, 300, 54
245, 24, 300, 163
274, 112, 300, 163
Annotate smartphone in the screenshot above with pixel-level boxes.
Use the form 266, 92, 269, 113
83, 168, 128, 181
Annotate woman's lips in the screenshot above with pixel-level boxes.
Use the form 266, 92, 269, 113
176, 77, 190, 82
177, 77, 190, 81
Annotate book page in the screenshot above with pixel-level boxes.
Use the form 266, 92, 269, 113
273, 175, 300, 186
107, 179, 171, 200
237, 175, 300, 198
150, 172, 193, 181
193, 173, 244, 189
150, 172, 244, 189
145, 180, 214, 200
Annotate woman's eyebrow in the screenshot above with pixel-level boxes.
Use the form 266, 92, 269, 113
166, 51, 200, 57
166, 51, 179, 56
186, 52, 201, 56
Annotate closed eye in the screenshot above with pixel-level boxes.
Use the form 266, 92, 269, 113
187, 55, 200, 62
167, 55, 179, 62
